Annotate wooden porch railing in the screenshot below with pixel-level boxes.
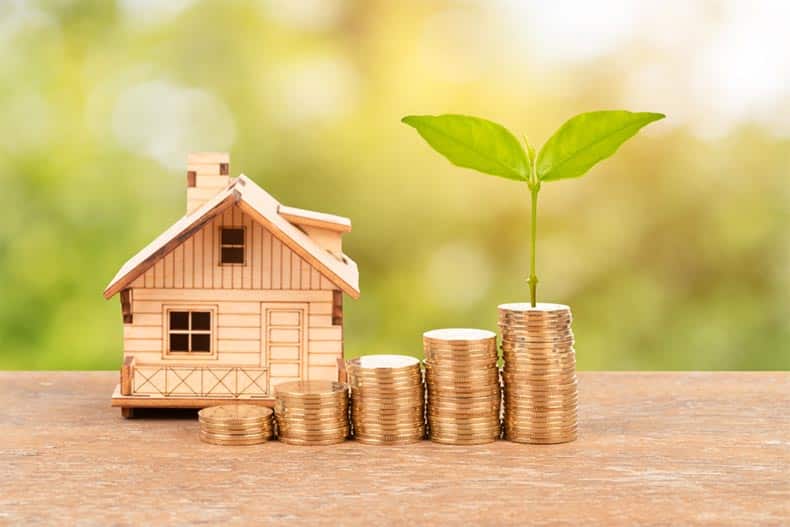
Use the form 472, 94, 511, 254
121, 357, 268, 398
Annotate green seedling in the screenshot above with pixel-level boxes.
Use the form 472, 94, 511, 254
402, 110, 665, 307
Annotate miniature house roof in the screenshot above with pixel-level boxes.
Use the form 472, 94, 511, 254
103, 175, 360, 299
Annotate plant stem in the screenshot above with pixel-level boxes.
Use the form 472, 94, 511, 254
527, 185, 539, 307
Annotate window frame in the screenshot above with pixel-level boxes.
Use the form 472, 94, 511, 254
163, 305, 218, 360
218, 225, 247, 266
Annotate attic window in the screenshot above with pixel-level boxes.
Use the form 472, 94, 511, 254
220, 227, 245, 264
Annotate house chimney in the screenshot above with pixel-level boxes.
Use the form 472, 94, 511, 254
186, 152, 231, 214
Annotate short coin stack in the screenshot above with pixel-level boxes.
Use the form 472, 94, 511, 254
274, 380, 349, 446
347, 354, 425, 445
198, 405, 274, 445
499, 303, 578, 444
423, 328, 501, 445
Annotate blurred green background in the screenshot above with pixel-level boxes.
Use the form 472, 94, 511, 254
0, 0, 788, 370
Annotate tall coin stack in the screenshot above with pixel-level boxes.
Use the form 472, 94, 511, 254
423, 328, 501, 445
274, 380, 349, 446
198, 405, 274, 446
347, 355, 425, 445
499, 303, 578, 444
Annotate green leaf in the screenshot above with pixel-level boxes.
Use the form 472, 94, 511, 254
537, 110, 665, 182
402, 114, 529, 181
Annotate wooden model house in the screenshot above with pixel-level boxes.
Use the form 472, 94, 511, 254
104, 153, 359, 416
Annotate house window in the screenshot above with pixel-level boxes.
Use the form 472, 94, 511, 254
220, 227, 245, 264
167, 310, 213, 354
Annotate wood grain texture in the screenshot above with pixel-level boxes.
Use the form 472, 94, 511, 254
0, 372, 787, 526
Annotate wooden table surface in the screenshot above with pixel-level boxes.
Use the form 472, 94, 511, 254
0, 372, 787, 526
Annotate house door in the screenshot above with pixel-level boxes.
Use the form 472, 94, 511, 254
261, 302, 308, 393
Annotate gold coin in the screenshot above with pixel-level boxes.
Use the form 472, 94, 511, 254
503, 388, 577, 399
503, 341, 572, 348
498, 322, 572, 332
429, 434, 498, 445
278, 427, 349, 438
200, 434, 269, 446
505, 421, 578, 431
356, 428, 425, 437
428, 431, 501, 441
275, 399, 348, 410
428, 395, 500, 406
499, 324, 572, 333
503, 373, 576, 384
351, 396, 424, 407
498, 317, 571, 325
275, 394, 348, 408
347, 354, 421, 373
505, 404, 576, 413
428, 422, 501, 433
348, 367, 421, 378
430, 438, 497, 446
277, 416, 348, 428
505, 432, 577, 444
351, 384, 424, 394
501, 352, 575, 362
428, 411, 498, 421
504, 423, 578, 433
428, 401, 499, 412
198, 405, 274, 424
279, 430, 349, 442
354, 425, 426, 436
505, 425, 578, 435
498, 302, 571, 313
423, 327, 496, 342
425, 370, 498, 381
502, 361, 575, 372
504, 386, 578, 397
428, 423, 500, 433
502, 361, 576, 372
428, 399, 501, 410
355, 435, 424, 446
349, 379, 423, 396
505, 411, 577, 422
427, 384, 500, 397
428, 428, 501, 437
502, 338, 575, 348
428, 416, 501, 428
353, 421, 425, 433
505, 412, 577, 421
275, 380, 348, 397
424, 351, 498, 361
350, 395, 422, 406
424, 343, 496, 353
352, 405, 424, 416
199, 427, 272, 439
498, 310, 571, 321
504, 393, 578, 404
354, 422, 425, 434
352, 408, 424, 420
198, 419, 273, 432
200, 422, 273, 434
423, 348, 496, 358
278, 436, 347, 446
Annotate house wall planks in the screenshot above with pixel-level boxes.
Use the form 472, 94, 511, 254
122, 291, 343, 388
131, 205, 338, 292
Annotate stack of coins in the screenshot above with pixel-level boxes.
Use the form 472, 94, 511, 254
499, 303, 578, 444
274, 380, 349, 446
347, 354, 425, 445
198, 405, 274, 445
423, 328, 501, 445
